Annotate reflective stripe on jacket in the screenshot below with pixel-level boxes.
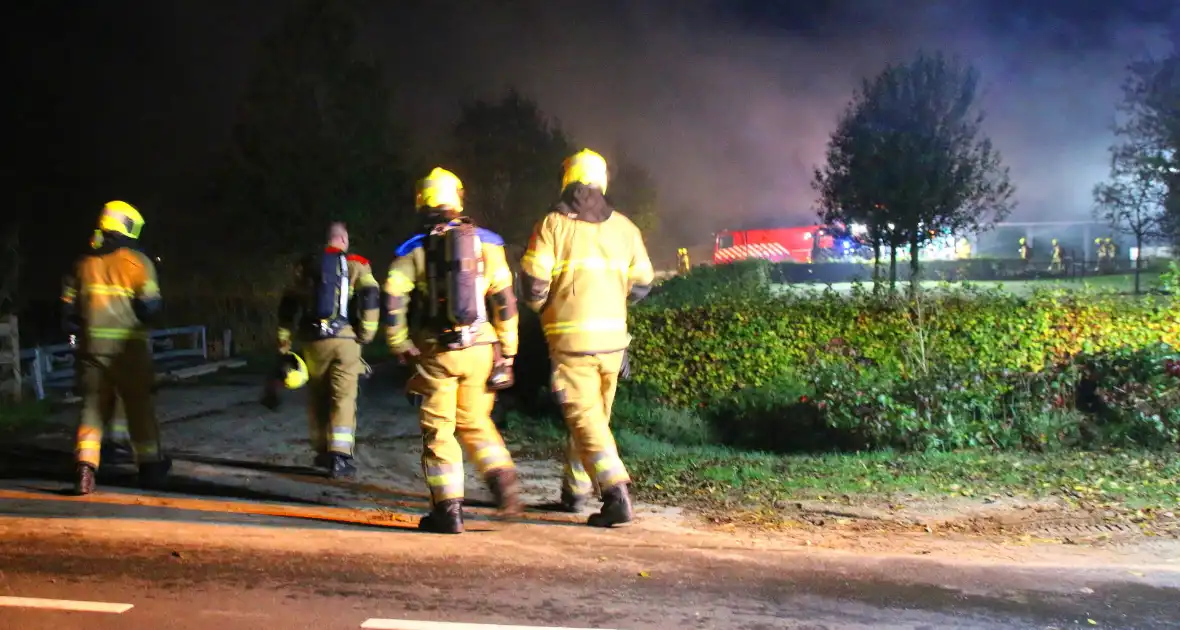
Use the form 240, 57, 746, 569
384, 225, 519, 356
520, 201, 654, 354
63, 245, 161, 354
277, 249, 381, 344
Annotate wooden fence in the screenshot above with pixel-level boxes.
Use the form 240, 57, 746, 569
0, 314, 20, 401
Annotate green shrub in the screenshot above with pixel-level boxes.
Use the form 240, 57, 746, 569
612, 384, 714, 447
646, 259, 773, 308
606, 345, 1178, 455
1162, 260, 1179, 294
630, 283, 1178, 408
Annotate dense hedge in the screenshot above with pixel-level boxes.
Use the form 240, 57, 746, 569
631, 262, 1179, 408
765, 258, 1134, 284
611, 261, 1180, 453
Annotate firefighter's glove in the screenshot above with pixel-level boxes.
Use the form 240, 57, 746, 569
277, 328, 292, 355
619, 350, 632, 381
395, 344, 420, 366
487, 355, 515, 392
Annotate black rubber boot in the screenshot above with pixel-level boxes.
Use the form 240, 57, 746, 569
330, 454, 357, 479
486, 468, 523, 517
139, 457, 172, 491
100, 441, 135, 466
587, 483, 633, 528
560, 487, 587, 513
418, 499, 464, 534
75, 463, 97, 496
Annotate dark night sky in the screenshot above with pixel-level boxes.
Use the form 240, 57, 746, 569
4, 0, 1179, 295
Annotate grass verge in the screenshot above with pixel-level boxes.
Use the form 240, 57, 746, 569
502, 413, 1179, 521
0, 400, 52, 439
620, 436, 1180, 512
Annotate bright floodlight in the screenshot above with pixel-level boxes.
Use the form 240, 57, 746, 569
850, 223, 868, 235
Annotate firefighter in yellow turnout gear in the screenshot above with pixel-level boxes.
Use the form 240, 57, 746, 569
62, 270, 135, 467
385, 167, 523, 534
1049, 239, 1064, 272
520, 149, 656, 528
677, 248, 691, 274
277, 222, 380, 479
62, 201, 168, 495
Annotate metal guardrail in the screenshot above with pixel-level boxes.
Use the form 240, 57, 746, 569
18, 325, 207, 401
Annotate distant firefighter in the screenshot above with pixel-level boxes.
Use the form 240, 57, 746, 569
1048, 239, 1063, 272
677, 247, 691, 274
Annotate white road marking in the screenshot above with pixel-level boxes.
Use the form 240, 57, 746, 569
0, 596, 134, 614
361, 620, 617, 630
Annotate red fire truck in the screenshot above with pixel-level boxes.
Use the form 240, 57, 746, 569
713, 226, 837, 265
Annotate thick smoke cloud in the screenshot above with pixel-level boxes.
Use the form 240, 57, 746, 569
360, 0, 1179, 245
11, 0, 1176, 254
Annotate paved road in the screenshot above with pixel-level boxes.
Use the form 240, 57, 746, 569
3, 494, 1180, 630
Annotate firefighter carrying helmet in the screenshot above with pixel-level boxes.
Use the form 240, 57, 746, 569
562, 149, 609, 193
280, 352, 309, 390
416, 167, 464, 212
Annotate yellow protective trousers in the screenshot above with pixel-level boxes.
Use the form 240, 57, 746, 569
75, 341, 162, 468
303, 338, 364, 457
106, 397, 131, 444
413, 343, 515, 505
552, 350, 631, 498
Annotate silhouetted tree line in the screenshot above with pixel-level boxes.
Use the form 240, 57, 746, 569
169, 0, 662, 287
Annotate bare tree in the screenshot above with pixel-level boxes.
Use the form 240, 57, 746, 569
1093, 163, 1166, 294
1109, 50, 1180, 248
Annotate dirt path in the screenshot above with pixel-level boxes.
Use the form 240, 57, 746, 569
8, 366, 1180, 569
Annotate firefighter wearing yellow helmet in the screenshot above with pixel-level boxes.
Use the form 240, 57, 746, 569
1049, 238, 1063, 272
677, 247, 691, 274
61, 200, 168, 495
520, 149, 655, 527
275, 220, 380, 479
385, 167, 523, 534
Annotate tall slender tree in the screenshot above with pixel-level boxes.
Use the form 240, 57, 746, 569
814, 50, 1015, 292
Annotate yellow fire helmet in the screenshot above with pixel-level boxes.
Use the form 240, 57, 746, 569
1052, 239, 1059, 245
1019, 237, 1026, 244
415, 167, 464, 212
282, 352, 309, 390
98, 200, 145, 240
562, 148, 609, 193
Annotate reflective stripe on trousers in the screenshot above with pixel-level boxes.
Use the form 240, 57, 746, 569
424, 462, 465, 502
471, 442, 513, 472
330, 425, 355, 453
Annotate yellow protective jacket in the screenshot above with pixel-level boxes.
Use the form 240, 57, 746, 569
61, 234, 162, 354
277, 248, 381, 346
520, 184, 655, 355
384, 221, 519, 357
